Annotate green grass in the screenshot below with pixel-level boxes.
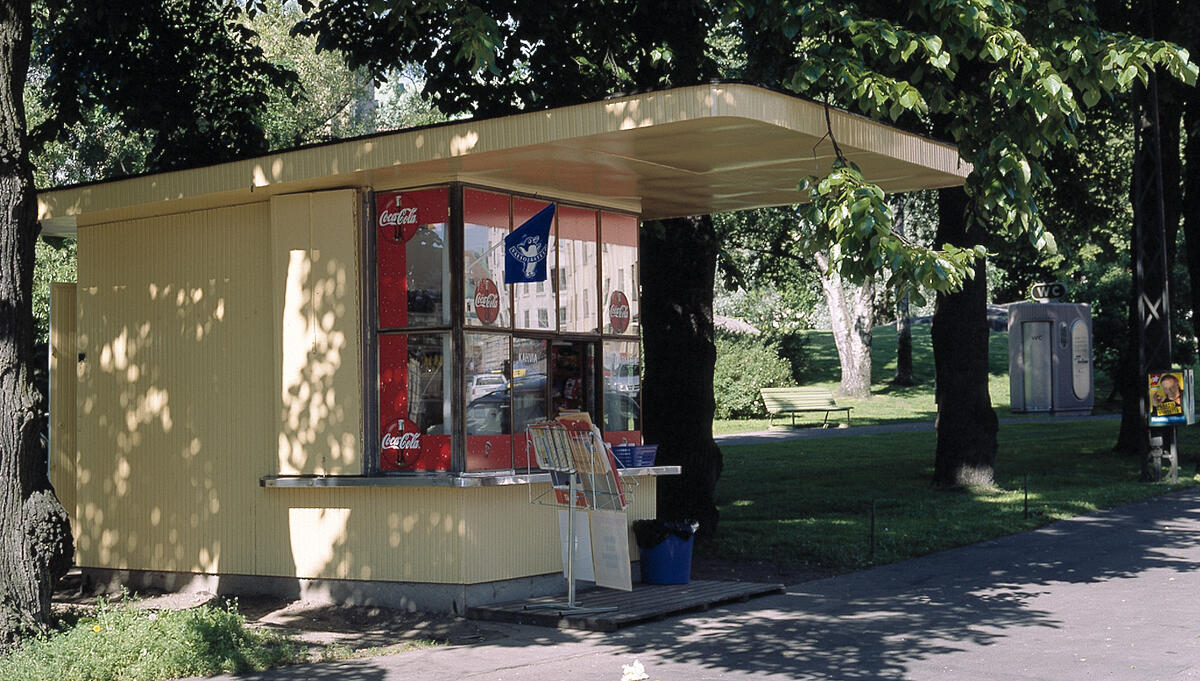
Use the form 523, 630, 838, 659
2, 597, 306, 681
701, 419, 1198, 571
714, 324, 1117, 434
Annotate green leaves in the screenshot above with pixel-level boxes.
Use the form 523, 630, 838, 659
796, 161, 981, 303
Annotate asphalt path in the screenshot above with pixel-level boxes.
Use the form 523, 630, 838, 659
192, 484, 1199, 681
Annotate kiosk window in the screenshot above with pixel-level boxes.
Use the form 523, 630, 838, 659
601, 212, 638, 336
464, 189, 511, 329
513, 197, 557, 332
603, 340, 641, 446
377, 188, 450, 329
560, 206, 598, 334
465, 333, 513, 471
378, 332, 452, 471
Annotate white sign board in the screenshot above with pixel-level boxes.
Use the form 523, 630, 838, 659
589, 510, 632, 592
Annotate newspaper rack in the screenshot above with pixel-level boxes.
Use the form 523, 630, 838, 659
524, 417, 632, 614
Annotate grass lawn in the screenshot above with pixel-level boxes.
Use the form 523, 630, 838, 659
713, 323, 1118, 434
701, 419, 1198, 571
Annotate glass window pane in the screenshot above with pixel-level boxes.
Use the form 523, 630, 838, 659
464, 189, 511, 328
377, 188, 450, 329
378, 332, 452, 471
465, 333, 513, 471
513, 197, 556, 331
603, 340, 641, 446
511, 338, 548, 468
559, 206, 598, 333
601, 212, 638, 336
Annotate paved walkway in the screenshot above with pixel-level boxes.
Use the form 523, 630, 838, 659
714, 413, 1120, 446
194, 485, 1199, 681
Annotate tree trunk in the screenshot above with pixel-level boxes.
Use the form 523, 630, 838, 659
893, 294, 916, 386
891, 196, 916, 386
641, 215, 722, 537
931, 187, 998, 488
814, 251, 874, 399
1183, 85, 1200, 353
0, 0, 72, 647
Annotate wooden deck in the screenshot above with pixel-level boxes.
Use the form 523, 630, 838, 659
466, 580, 784, 632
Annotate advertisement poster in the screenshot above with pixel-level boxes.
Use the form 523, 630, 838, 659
1148, 370, 1192, 426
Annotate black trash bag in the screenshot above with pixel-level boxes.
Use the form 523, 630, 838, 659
631, 519, 700, 550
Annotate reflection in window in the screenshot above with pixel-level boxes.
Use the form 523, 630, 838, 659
465, 333, 512, 470
513, 197, 556, 332
378, 333, 452, 471
377, 188, 450, 329
512, 338, 548, 468
603, 339, 641, 443
601, 212, 639, 336
464, 189, 510, 329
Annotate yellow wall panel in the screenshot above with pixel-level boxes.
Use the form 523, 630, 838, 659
76, 204, 272, 575
49, 282, 77, 542
270, 190, 363, 475
253, 486, 467, 584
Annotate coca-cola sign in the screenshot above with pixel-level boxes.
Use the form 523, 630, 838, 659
474, 278, 501, 325
377, 193, 422, 243
609, 290, 631, 333
381, 417, 421, 469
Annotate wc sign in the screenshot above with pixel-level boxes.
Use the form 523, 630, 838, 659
1029, 282, 1067, 303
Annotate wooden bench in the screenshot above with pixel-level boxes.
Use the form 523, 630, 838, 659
760, 387, 853, 428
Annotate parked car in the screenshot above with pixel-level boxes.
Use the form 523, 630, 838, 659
611, 362, 640, 396
469, 373, 507, 401
465, 374, 639, 435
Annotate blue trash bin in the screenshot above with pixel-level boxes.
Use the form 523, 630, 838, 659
632, 519, 699, 585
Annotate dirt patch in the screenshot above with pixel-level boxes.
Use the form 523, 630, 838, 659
52, 570, 496, 657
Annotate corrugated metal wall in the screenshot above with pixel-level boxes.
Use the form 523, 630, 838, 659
71, 189, 654, 586
49, 282, 77, 556
270, 190, 364, 475
76, 203, 273, 574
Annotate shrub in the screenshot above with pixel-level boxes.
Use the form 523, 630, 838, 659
1, 597, 305, 681
714, 335, 793, 419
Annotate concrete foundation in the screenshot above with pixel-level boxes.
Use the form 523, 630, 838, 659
80, 567, 612, 616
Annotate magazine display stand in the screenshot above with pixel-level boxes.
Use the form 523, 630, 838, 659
525, 415, 632, 614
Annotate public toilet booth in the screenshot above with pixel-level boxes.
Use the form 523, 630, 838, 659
40, 83, 968, 612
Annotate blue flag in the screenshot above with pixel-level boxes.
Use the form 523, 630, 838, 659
504, 203, 555, 284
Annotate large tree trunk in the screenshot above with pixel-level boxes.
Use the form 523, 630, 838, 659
0, 0, 71, 646
1116, 79, 1181, 467
1183, 85, 1200, 353
814, 251, 874, 399
931, 187, 998, 488
641, 215, 722, 537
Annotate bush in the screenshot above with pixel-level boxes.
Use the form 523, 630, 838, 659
714, 335, 793, 419
1, 597, 305, 681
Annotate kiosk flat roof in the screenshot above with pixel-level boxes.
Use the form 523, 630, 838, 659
38, 83, 968, 235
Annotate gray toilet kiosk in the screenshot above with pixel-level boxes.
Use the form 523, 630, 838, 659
1008, 290, 1094, 415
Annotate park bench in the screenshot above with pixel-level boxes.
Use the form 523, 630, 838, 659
760, 387, 853, 428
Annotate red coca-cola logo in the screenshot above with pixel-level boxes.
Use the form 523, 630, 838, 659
381, 418, 421, 469
377, 195, 421, 243
609, 290, 631, 333
474, 278, 500, 325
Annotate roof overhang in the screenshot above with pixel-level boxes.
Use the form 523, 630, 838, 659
37, 83, 968, 236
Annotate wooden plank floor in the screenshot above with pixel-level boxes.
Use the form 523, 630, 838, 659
466, 580, 784, 632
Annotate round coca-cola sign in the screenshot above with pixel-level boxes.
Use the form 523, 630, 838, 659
377, 193, 421, 243
381, 418, 422, 469
474, 278, 500, 325
609, 290, 631, 333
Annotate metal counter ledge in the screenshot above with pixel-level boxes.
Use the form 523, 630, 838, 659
260, 466, 681, 488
